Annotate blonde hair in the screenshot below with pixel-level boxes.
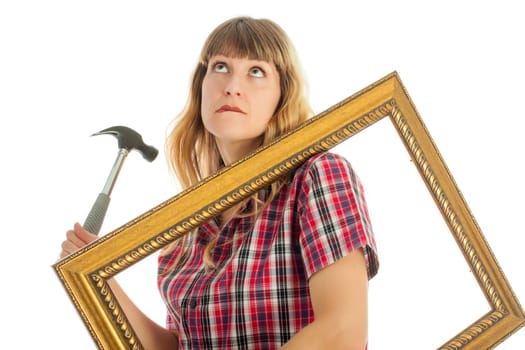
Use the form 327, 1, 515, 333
162, 16, 313, 269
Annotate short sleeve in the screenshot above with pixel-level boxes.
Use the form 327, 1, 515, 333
296, 152, 379, 280
166, 312, 177, 330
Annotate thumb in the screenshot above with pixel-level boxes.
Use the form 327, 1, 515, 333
73, 222, 98, 244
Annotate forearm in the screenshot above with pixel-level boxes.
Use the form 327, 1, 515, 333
108, 279, 179, 350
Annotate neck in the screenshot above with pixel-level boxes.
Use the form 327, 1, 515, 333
216, 138, 262, 165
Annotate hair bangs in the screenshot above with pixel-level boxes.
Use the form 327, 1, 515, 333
201, 17, 288, 70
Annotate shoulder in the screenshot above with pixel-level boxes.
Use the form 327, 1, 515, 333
293, 151, 355, 184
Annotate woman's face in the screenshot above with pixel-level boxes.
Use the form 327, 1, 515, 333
201, 55, 281, 157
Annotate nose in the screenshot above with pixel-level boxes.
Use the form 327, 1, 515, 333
224, 75, 242, 97
226, 90, 241, 96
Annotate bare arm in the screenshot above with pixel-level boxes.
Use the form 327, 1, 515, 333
281, 248, 369, 350
60, 223, 179, 350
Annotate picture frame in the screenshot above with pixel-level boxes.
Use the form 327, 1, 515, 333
53, 72, 525, 349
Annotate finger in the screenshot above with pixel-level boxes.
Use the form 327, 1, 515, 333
73, 222, 98, 244
66, 229, 84, 248
60, 239, 79, 258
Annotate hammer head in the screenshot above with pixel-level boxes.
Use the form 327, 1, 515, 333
92, 125, 158, 162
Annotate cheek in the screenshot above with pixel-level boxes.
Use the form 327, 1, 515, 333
200, 79, 213, 118
263, 88, 281, 120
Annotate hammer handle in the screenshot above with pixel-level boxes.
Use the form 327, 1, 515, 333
82, 149, 127, 235
83, 192, 110, 235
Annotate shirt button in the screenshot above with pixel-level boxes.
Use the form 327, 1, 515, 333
190, 298, 197, 309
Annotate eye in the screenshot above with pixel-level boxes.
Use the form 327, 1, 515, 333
249, 66, 265, 78
213, 62, 228, 73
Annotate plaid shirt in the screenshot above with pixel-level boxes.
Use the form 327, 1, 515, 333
158, 152, 379, 349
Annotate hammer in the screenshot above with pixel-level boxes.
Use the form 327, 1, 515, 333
83, 125, 158, 235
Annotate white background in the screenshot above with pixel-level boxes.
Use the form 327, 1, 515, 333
1, 1, 524, 349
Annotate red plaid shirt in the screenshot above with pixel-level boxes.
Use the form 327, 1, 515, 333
158, 152, 379, 349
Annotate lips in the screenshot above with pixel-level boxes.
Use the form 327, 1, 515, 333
217, 105, 245, 114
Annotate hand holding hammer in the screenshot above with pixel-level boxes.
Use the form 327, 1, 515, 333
83, 125, 158, 235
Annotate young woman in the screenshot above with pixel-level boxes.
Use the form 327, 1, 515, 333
60, 16, 379, 350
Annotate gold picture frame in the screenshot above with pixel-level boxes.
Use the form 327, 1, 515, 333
53, 72, 525, 349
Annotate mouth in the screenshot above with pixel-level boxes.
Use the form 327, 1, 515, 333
217, 105, 246, 114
